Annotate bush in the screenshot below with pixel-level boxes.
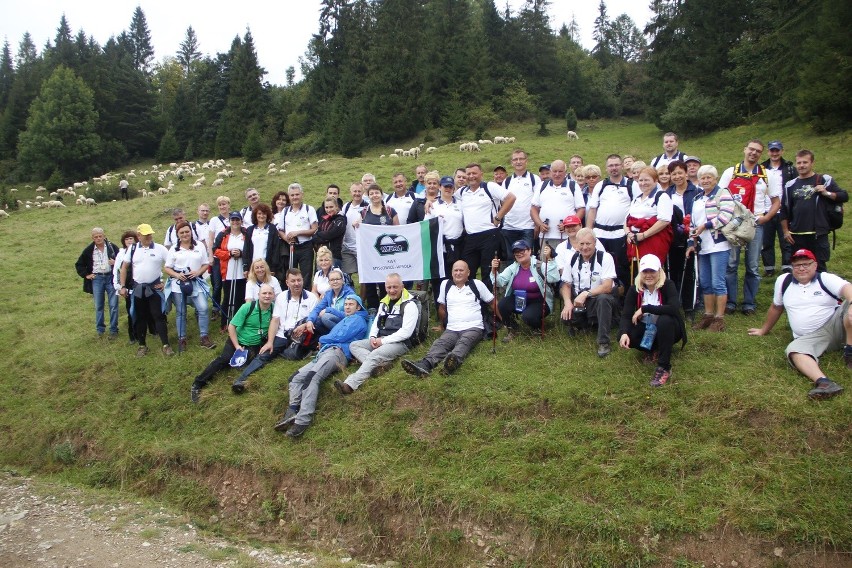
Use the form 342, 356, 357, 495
497, 81, 538, 123
280, 132, 322, 157
47, 169, 66, 191
566, 108, 578, 131
659, 82, 735, 136
469, 103, 498, 141
536, 109, 550, 136
242, 122, 264, 162
156, 129, 181, 162
183, 139, 195, 161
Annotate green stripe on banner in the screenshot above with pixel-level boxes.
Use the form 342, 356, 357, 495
419, 219, 432, 279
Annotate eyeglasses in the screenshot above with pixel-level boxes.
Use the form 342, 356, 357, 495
792, 261, 815, 269
328, 277, 343, 282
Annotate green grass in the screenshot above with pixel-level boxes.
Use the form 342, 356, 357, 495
1, 118, 850, 566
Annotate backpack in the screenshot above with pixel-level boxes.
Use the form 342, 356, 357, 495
441, 279, 500, 338
726, 163, 767, 213
709, 186, 756, 247
600, 177, 633, 201
780, 272, 841, 304
398, 290, 430, 347
815, 174, 844, 249
652, 190, 685, 244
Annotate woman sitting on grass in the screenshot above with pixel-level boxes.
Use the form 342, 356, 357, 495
618, 254, 687, 387
244, 259, 282, 302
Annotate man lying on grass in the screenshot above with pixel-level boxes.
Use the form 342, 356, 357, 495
748, 248, 852, 400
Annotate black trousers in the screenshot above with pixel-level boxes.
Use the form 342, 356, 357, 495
792, 233, 830, 272
599, 235, 629, 292
194, 341, 261, 388
462, 229, 502, 290
622, 314, 683, 371
291, 242, 315, 290
498, 293, 549, 331
134, 292, 169, 347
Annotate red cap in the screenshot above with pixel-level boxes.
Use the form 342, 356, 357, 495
790, 249, 816, 262
562, 215, 582, 227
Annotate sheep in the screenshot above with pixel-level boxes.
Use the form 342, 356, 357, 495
241, 168, 251, 175
35, 186, 47, 193
567, 130, 579, 140
0, 210, 9, 218
126, 172, 136, 178
85, 198, 97, 206
426, 147, 437, 153
307, 162, 313, 167
380, 154, 386, 159
419, 143, 425, 149
282, 161, 291, 167
45, 200, 66, 208
409, 147, 420, 158
317, 158, 327, 164
267, 168, 277, 175
389, 153, 399, 158
35, 195, 44, 201
507, 137, 516, 143
212, 178, 225, 187
9, 188, 17, 193
402, 150, 412, 157
268, 162, 276, 169
394, 148, 405, 155
159, 187, 172, 194
191, 181, 203, 189
478, 139, 494, 145
278, 169, 287, 174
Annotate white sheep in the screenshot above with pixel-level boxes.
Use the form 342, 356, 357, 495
380, 154, 386, 159
317, 158, 327, 164
35, 186, 47, 192
212, 178, 225, 187
507, 137, 516, 143
478, 139, 493, 145
394, 148, 404, 155
282, 161, 291, 167
402, 150, 412, 157
426, 147, 437, 153
241, 168, 251, 175
268, 162, 276, 169
567, 130, 579, 140
85, 198, 97, 206
35, 195, 44, 201
267, 168, 277, 175
8, 188, 16, 193
45, 200, 66, 208
278, 169, 287, 174
389, 153, 398, 158
160, 187, 172, 194
409, 147, 420, 158
0, 210, 9, 218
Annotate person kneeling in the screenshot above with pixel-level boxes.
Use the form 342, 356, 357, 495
401, 261, 495, 378
618, 255, 687, 386
190, 284, 275, 403
274, 294, 369, 438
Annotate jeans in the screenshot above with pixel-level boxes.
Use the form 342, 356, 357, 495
314, 312, 342, 337
92, 273, 119, 334
726, 224, 762, 310
699, 250, 730, 296
174, 291, 210, 338
502, 229, 534, 260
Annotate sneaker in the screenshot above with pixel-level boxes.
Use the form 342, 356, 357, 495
781, 265, 792, 274
136, 345, 149, 357
597, 343, 611, 358
844, 346, 852, 370
108, 332, 118, 341
286, 423, 309, 438
764, 269, 776, 277
650, 366, 671, 387
807, 378, 844, 400
333, 380, 353, 395
200, 335, 216, 349
443, 353, 462, 375
741, 308, 756, 317
162, 344, 175, 356
724, 306, 736, 315
190, 384, 201, 404
231, 377, 247, 395
692, 314, 714, 331
178, 337, 188, 353
707, 317, 726, 332
274, 408, 298, 432
401, 359, 430, 378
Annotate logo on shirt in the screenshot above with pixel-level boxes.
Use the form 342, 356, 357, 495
374, 234, 410, 255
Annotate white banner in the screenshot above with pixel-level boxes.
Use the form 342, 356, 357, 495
355, 218, 445, 283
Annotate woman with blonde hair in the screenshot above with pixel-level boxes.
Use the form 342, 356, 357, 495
245, 259, 282, 302
618, 254, 686, 386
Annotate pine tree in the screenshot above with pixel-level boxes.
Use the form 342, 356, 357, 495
217, 29, 266, 156
50, 14, 78, 71
176, 26, 201, 76
592, 0, 613, 66
242, 121, 263, 161
0, 34, 47, 159
156, 128, 181, 161
128, 6, 155, 74
0, 41, 13, 111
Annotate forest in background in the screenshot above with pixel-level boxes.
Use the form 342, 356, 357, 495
0, 0, 849, 186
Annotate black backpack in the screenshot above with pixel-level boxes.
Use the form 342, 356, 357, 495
398, 290, 430, 346
815, 174, 844, 250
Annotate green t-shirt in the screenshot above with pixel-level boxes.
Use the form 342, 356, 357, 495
230, 301, 274, 346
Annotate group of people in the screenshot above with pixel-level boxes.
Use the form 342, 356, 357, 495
75, 135, 850, 440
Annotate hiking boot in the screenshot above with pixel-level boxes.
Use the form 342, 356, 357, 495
650, 366, 671, 387
162, 344, 175, 356
190, 384, 201, 404
108, 332, 118, 341
178, 337, 188, 352
334, 380, 353, 395
274, 408, 298, 432
442, 354, 462, 375
807, 378, 843, 400
692, 314, 714, 331
781, 265, 792, 274
231, 377, 247, 395
597, 343, 611, 358
764, 268, 776, 277
707, 317, 726, 332
286, 423, 309, 438
502, 330, 516, 343
401, 359, 430, 378
741, 308, 756, 317
200, 335, 216, 349
135, 345, 149, 357
844, 345, 852, 370
724, 306, 736, 315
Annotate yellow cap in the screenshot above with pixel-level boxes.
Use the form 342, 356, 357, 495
137, 223, 155, 235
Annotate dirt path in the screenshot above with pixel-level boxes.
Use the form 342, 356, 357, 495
0, 472, 382, 568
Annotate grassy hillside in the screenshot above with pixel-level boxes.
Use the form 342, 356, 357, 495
1, 119, 850, 567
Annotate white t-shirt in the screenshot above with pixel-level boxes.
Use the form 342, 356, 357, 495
588, 178, 632, 238
166, 246, 209, 292
208, 215, 229, 248
763, 165, 784, 214
773, 272, 848, 338
245, 277, 282, 302
532, 180, 586, 239
386, 192, 416, 225
503, 171, 539, 230
691, 194, 731, 255
240, 206, 254, 228
459, 182, 511, 235
438, 279, 494, 332
428, 198, 464, 240
221, 233, 246, 280
342, 200, 368, 251
193, 220, 210, 247
126, 242, 169, 284
250, 224, 271, 261
627, 190, 673, 223
561, 250, 617, 294
272, 290, 319, 336
278, 204, 318, 245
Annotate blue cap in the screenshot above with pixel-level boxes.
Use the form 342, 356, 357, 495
539, 164, 551, 171
440, 176, 455, 187
511, 240, 530, 252
229, 348, 249, 367
229, 211, 242, 220
768, 140, 783, 150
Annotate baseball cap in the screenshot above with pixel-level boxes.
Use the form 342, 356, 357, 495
684, 156, 701, 164
493, 165, 507, 173
790, 248, 816, 262
440, 176, 455, 187
768, 140, 783, 150
229, 211, 243, 220
562, 215, 582, 227
511, 240, 530, 252
229, 348, 249, 367
539, 164, 551, 172
136, 223, 155, 235
639, 254, 662, 272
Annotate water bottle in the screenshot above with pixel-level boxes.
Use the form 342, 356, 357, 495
514, 290, 527, 313
639, 314, 658, 350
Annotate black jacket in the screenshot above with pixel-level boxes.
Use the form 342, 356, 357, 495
619, 279, 687, 347
242, 224, 282, 274
75, 240, 119, 294
314, 212, 347, 260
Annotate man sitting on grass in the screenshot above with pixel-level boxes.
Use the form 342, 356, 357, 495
274, 294, 369, 438
401, 260, 494, 378
748, 249, 852, 400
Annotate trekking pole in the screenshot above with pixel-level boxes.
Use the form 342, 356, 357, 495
540, 220, 549, 339
227, 257, 237, 324
491, 251, 499, 354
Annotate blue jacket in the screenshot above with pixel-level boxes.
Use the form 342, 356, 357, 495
665, 181, 701, 216
307, 284, 355, 323
317, 295, 369, 360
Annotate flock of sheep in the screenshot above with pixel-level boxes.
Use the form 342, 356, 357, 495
376, 135, 524, 159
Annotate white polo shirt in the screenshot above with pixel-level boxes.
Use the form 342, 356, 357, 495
459, 182, 511, 235
532, 180, 586, 239
166, 246, 209, 292
773, 272, 848, 338
428, 198, 464, 240
127, 242, 169, 284
588, 178, 632, 238
502, 171, 539, 230
278, 204, 318, 245
553, 239, 605, 275
272, 289, 319, 336
627, 190, 673, 223
438, 279, 494, 331
561, 250, 617, 294
386, 192, 416, 225
342, 200, 368, 251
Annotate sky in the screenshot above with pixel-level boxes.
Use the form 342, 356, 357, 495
1, 1, 652, 86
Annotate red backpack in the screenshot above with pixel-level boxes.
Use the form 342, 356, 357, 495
727, 163, 766, 212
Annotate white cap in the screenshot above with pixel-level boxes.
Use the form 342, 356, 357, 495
638, 254, 662, 272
